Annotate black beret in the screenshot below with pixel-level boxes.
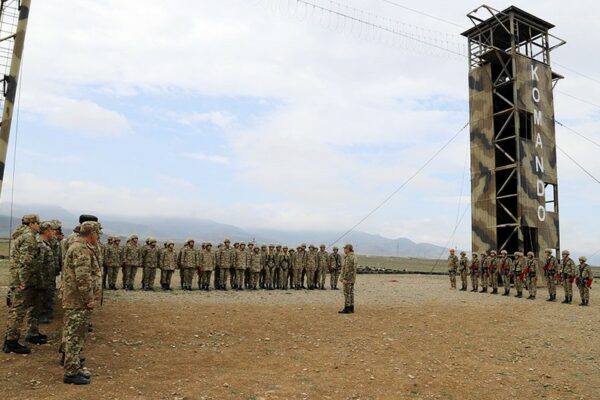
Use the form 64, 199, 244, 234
79, 214, 99, 224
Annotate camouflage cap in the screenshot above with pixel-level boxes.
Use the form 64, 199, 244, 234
472, 252, 478, 257
239, 241, 246, 246
579, 256, 587, 262
261, 244, 267, 249
167, 240, 175, 246
253, 246, 260, 252
490, 250, 497, 255
301, 243, 307, 248
344, 243, 354, 251
224, 238, 231, 243
320, 244, 326, 248
480, 251, 487, 256
460, 251, 466, 255
129, 235, 138, 240
449, 248, 456, 252
148, 238, 157, 244
308, 244, 315, 249
114, 237, 121, 242
80, 221, 100, 236
333, 246, 339, 250
527, 251, 534, 257
562, 250, 570, 256
283, 245, 288, 249
268, 244, 274, 248
514, 251, 521, 257
289, 248, 295, 252
500, 250, 508, 255
186, 238, 195, 245
22, 214, 40, 224
50, 219, 62, 230
545, 248, 553, 254
39, 221, 54, 233
145, 238, 151, 244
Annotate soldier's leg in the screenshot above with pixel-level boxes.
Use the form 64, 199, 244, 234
214, 267, 220, 289
62, 309, 90, 377
229, 268, 236, 289
25, 290, 45, 338
166, 271, 174, 289
109, 267, 118, 289
584, 286, 590, 304
531, 278, 537, 298
150, 268, 157, 290
141, 267, 147, 289
131, 267, 139, 289
122, 266, 130, 289
343, 283, 351, 307
4, 287, 33, 342
179, 269, 184, 289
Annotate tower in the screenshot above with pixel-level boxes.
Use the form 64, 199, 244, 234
462, 6, 565, 257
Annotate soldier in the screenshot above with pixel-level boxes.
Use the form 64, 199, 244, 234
61, 221, 101, 385
306, 245, 318, 290
265, 244, 277, 290
199, 243, 216, 291
328, 247, 342, 290
234, 242, 248, 290
104, 237, 122, 290
512, 252, 525, 298
178, 239, 196, 291
339, 244, 357, 314
458, 251, 469, 291
45, 220, 64, 322
300, 243, 308, 288
160, 241, 177, 290
576, 256, 593, 306
317, 244, 329, 290
123, 235, 142, 290
488, 250, 499, 294
498, 250, 513, 296
273, 244, 282, 289
292, 246, 305, 290
231, 242, 240, 289
279, 246, 291, 290
259, 244, 267, 289
468, 253, 479, 292
479, 251, 488, 293
543, 249, 559, 302
140, 238, 151, 289
214, 243, 223, 289
288, 248, 296, 289
249, 246, 262, 290
102, 237, 113, 289
246, 243, 255, 289
3, 214, 41, 354
447, 249, 458, 289
524, 251, 538, 300
219, 239, 235, 290
560, 250, 576, 304
142, 238, 160, 291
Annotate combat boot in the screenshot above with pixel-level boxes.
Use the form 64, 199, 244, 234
25, 334, 48, 345
567, 295, 572, 304
492, 288, 498, 294
579, 300, 585, 306
515, 291, 522, 298
63, 372, 91, 385
561, 296, 568, 304
39, 314, 50, 324
2, 340, 31, 354
349, 305, 354, 313
480, 288, 487, 293
338, 306, 351, 314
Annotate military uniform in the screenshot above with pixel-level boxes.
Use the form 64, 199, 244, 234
524, 253, 538, 299
104, 238, 122, 290
265, 245, 277, 290
339, 244, 357, 313
249, 248, 262, 289
234, 244, 248, 290
498, 251, 514, 296
560, 251, 576, 304
488, 251, 499, 294
576, 257, 593, 306
458, 252, 469, 291
279, 248, 291, 290
468, 254, 479, 292
543, 250, 559, 301
328, 248, 342, 289
479, 252, 488, 292
123, 235, 142, 290
178, 240, 197, 290
141, 239, 160, 290
219, 241, 235, 290
45, 220, 63, 321
292, 247, 306, 290
316, 245, 329, 290
512, 252, 525, 298
447, 250, 458, 289
305, 246, 318, 290
61, 221, 101, 384
160, 242, 177, 290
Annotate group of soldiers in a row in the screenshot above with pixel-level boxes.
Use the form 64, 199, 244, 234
102, 237, 345, 292
447, 248, 594, 306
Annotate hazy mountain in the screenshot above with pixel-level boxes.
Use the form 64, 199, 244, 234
0, 203, 445, 258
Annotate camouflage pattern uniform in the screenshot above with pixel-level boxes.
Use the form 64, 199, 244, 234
265, 245, 277, 290
141, 238, 160, 290
447, 250, 458, 289
104, 238, 122, 290
288, 249, 295, 288
219, 240, 235, 290
160, 241, 177, 290
458, 251, 469, 291
292, 246, 306, 290
524, 252, 538, 299
542, 249, 559, 301
214, 243, 223, 289
4, 215, 40, 347
249, 247, 262, 289
469, 253, 479, 292
498, 250, 514, 296
479, 252, 488, 292
576, 257, 592, 306
328, 247, 342, 289
512, 252, 525, 298
316, 245, 329, 290
259, 244, 267, 289
234, 243, 248, 290
140, 239, 150, 289
305, 245, 318, 290
339, 244, 357, 313
279, 247, 291, 290
61, 222, 101, 381
45, 220, 63, 321
560, 251, 576, 304
123, 235, 142, 290
178, 240, 197, 291
199, 243, 216, 290
488, 251, 499, 294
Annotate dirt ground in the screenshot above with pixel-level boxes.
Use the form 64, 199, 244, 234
1, 275, 599, 400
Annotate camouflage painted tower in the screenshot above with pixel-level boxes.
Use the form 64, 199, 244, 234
462, 6, 564, 257
0, 0, 31, 198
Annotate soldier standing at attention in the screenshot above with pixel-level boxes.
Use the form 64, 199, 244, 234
479, 251, 488, 293
447, 249, 458, 289
178, 239, 197, 291
160, 241, 177, 290
259, 244, 267, 289
45, 220, 64, 322
288, 248, 296, 289
317, 244, 329, 290
300, 243, 308, 288
249, 246, 262, 290
499, 250, 513, 296
140, 238, 150, 290
265, 244, 277, 290
219, 239, 235, 290
339, 244, 357, 314
292, 246, 304, 290
306, 245, 319, 290
279, 246, 291, 290
123, 235, 141, 290
524, 251, 538, 300
469, 253, 479, 292
543, 249, 558, 302
458, 251, 469, 291
560, 250, 576, 304
214, 243, 223, 289
328, 247, 342, 290
488, 250, 499, 294
142, 238, 160, 291
576, 256, 593, 306
61, 221, 101, 385
200, 243, 216, 291
102, 237, 113, 289
235, 242, 248, 291
512, 252, 525, 298
104, 237, 122, 290
3, 214, 40, 354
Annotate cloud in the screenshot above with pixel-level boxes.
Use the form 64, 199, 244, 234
175, 111, 234, 128
185, 152, 231, 165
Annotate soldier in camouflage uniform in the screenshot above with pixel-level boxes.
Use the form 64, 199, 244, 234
542, 249, 558, 302
249, 246, 262, 290
576, 256, 593, 306
560, 250, 576, 304
178, 239, 197, 291
246, 243, 254, 289
140, 238, 151, 289
199, 243, 216, 291
123, 235, 142, 290
339, 244, 357, 314
265, 244, 277, 290
498, 250, 513, 296
234, 242, 248, 290
469, 253, 479, 292
488, 250, 499, 294
328, 246, 342, 290
142, 238, 160, 291
45, 220, 63, 322
512, 252, 525, 298
102, 237, 113, 289
3, 215, 41, 354
479, 251, 488, 293
524, 251, 538, 300
219, 239, 235, 290
300, 243, 308, 288
458, 251, 469, 291
306, 245, 318, 290
447, 249, 458, 289
316, 244, 329, 290
104, 237, 122, 290
259, 244, 267, 289
160, 241, 177, 290
214, 243, 223, 289
61, 221, 101, 385
292, 245, 305, 290
279, 246, 291, 290
288, 248, 295, 289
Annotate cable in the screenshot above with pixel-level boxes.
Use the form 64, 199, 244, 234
379, 0, 465, 29
429, 202, 470, 273
328, 121, 469, 247
557, 145, 600, 184
554, 62, 600, 87
556, 90, 600, 111
556, 120, 600, 149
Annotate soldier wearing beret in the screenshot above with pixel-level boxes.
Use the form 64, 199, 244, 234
339, 244, 357, 314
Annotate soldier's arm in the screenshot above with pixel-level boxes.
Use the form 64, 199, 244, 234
18, 235, 39, 288
72, 249, 94, 307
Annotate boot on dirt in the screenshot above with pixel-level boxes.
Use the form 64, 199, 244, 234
561, 296, 568, 304
25, 334, 48, 345
349, 305, 354, 313
338, 306, 351, 314
63, 372, 91, 385
492, 288, 498, 294
2, 339, 31, 354
480, 288, 487, 293
567, 295, 572, 304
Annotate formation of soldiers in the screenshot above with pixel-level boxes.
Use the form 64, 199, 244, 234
3, 214, 358, 385
103, 238, 347, 292
447, 248, 593, 306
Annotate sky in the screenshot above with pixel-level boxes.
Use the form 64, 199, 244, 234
0, 0, 599, 259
